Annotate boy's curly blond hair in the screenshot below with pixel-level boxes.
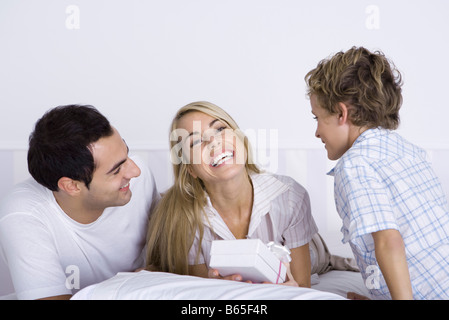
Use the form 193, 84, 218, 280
305, 46, 403, 130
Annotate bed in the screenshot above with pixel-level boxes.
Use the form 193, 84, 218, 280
71, 233, 370, 300
70, 269, 369, 300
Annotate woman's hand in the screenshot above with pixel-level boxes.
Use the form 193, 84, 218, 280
261, 263, 298, 287
279, 267, 299, 287
208, 268, 249, 282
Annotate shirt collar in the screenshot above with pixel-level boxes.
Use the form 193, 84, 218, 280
204, 173, 290, 239
352, 127, 385, 147
326, 127, 385, 176
250, 173, 289, 219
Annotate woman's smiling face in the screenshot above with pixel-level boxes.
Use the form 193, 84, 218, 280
175, 111, 247, 183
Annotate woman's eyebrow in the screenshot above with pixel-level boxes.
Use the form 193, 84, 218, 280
209, 119, 219, 127
187, 119, 221, 138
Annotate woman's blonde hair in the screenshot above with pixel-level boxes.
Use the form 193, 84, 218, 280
146, 101, 260, 275
305, 46, 403, 130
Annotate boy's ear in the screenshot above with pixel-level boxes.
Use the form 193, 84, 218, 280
57, 177, 82, 195
337, 102, 350, 125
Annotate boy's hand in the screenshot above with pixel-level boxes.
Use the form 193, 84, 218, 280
347, 292, 370, 300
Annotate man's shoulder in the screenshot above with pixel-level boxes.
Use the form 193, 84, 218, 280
0, 178, 52, 220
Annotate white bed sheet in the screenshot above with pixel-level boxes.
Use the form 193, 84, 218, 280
312, 270, 370, 298
71, 270, 367, 300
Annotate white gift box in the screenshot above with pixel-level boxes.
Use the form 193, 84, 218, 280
209, 239, 287, 284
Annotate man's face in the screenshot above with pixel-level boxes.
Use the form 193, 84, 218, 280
80, 127, 141, 213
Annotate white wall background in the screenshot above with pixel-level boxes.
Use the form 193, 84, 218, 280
1, 0, 449, 296
1, 0, 449, 150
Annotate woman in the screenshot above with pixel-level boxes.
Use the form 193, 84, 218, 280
146, 101, 318, 287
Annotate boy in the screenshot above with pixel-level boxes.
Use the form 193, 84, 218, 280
305, 47, 449, 299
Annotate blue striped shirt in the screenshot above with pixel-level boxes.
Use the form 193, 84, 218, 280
328, 128, 449, 299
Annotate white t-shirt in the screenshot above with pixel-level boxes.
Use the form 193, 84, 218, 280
0, 156, 159, 300
189, 173, 318, 266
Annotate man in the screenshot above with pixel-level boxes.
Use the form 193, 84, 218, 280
0, 105, 159, 299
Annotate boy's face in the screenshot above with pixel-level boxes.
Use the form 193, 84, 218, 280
310, 94, 352, 160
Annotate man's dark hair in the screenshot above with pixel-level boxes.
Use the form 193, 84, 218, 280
27, 104, 114, 191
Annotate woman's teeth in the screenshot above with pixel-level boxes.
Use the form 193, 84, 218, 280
211, 151, 233, 167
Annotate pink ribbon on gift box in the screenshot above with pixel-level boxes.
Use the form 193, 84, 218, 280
266, 242, 291, 284
266, 241, 291, 263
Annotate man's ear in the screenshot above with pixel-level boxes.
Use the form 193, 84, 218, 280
337, 102, 350, 125
57, 177, 82, 195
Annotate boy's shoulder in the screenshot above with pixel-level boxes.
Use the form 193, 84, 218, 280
330, 128, 428, 179
342, 128, 427, 164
